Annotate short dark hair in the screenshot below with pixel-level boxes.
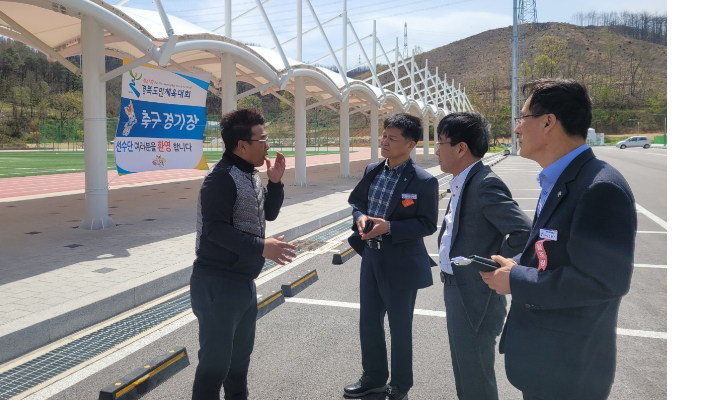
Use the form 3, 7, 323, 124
383, 113, 423, 143
220, 109, 266, 152
437, 112, 490, 158
522, 78, 592, 140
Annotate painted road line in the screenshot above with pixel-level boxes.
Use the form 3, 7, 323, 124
617, 328, 667, 339
284, 298, 666, 339
636, 203, 667, 230
635, 264, 667, 269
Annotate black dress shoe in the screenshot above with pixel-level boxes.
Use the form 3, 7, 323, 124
343, 376, 387, 397
384, 385, 408, 400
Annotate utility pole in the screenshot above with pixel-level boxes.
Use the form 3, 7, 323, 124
511, 0, 538, 156
511, 0, 519, 155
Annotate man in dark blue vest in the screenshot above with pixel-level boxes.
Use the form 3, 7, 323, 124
481, 79, 637, 400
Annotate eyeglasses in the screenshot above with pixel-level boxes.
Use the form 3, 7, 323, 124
514, 114, 546, 125
243, 138, 269, 145
434, 141, 460, 150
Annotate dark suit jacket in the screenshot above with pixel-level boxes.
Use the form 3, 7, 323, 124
348, 160, 439, 289
437, 161, 531, 332
500, 148, 637, 400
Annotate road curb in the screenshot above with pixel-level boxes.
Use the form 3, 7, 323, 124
0, 209, 352, 366
256, 290, 285, 320
281, 270, 319, 297
98, 346, 190, 400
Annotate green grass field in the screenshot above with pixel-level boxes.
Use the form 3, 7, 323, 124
0, 150, 341, 178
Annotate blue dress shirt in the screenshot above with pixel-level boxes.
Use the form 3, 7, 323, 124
536, 144, 589, 216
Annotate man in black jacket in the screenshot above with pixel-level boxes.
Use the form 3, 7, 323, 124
344, 113, 439, 400
191, 109, 297, 400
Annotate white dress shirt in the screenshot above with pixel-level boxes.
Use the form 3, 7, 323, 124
439, 161, 479, 274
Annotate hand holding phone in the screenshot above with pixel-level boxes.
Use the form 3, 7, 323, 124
451, 255, 500, 272
363, 219, 374, 234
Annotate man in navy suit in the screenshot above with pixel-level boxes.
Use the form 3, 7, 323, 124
344, 113, 439, 400
481, 79, 637, 400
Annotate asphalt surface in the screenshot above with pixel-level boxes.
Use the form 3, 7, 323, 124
38, 147, 667, 400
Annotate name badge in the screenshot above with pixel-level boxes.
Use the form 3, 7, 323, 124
539, 228, 558, 241
402, 193, 417, 200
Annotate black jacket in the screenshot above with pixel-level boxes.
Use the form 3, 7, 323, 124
192, 151, 284, 282
347, 160, 439, 289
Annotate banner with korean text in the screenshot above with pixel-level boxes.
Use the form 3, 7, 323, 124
114, 59, 211, 175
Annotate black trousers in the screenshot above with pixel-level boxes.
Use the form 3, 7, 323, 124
190, 274, 257, 400
443, 276, 506, 400
359, 247, 418, 392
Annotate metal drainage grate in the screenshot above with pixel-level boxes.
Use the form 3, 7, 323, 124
290, 239, 327, 252
260, 220, 352, 274
24, 232, 41, 235
64, 244, 82, 249
0, 218, 358, 398
0, 293, 192, 400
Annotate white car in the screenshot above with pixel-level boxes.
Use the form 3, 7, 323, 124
616, 136, 651, 149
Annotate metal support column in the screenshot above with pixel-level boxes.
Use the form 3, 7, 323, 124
79, 16, 115, 230
423, 116, 430, 160
294, 77, 308, 185
222, 54, 237, 114
370, 105, 379, 163
511, 0, 519, 155
339, 96, 351, 177
433, 118, 439, 142
372, 20, 377, 87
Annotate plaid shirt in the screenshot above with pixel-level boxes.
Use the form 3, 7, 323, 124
367, 159, 410, 219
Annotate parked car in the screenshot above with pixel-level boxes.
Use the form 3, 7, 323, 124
616, 136, 651, 149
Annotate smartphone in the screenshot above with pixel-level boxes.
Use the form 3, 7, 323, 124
451, 255, 500, 272
470, 255, 500, 272
363, 219, 374, 234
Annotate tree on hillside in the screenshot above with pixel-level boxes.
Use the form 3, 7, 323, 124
279, 91, 294, 113
468, 75, 511, 145
50, 91, 83, 125
237, 94, 263, 111
532, 36, 569, 78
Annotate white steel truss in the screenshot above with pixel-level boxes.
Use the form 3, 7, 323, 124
0, 0, 474, 229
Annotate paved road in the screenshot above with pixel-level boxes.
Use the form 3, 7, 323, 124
31, 148, 666, 400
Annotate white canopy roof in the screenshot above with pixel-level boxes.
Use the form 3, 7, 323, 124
0, 0, 459, 117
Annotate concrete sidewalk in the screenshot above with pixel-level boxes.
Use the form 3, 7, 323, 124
0, 149, 464, 365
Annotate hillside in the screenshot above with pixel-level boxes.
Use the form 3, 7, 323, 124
358, 22, 667, 136
410, 23, 665, 89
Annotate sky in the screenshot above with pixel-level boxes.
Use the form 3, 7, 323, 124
117, 0, 666, 70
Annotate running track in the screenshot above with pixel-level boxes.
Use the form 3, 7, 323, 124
0, 148, 374, 200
